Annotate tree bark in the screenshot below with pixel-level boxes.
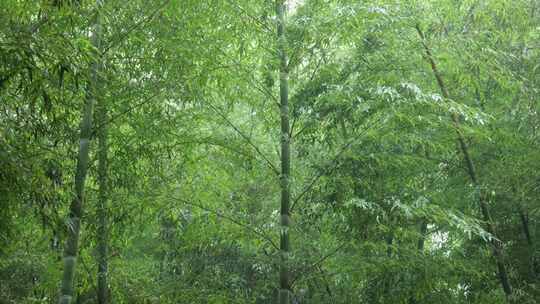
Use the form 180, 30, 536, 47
415, 24, 513, 299
276, 1, 292, 303
58, 5, 102, 304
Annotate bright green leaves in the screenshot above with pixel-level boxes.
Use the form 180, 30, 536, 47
1, 0, 539, 303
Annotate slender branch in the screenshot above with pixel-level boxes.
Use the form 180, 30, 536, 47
78, 253, 99, 300
290, 57, 362, 137
205, 100, 280, 175
223, 0, 272, 33
291, 241, 349, 286
287, 5, 345, 72
291, 113, 384, 211
215, 52, 278, 104
171, 197, 279, 251
92, 89, 163, 137
101, 0, 171, 55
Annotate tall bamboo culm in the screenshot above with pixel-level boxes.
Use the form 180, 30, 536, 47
415, 24, 513, 301
58, 2, 103, 303
276, 1, 292, 303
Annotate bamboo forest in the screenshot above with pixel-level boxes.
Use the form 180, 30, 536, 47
1, 0, 540, 303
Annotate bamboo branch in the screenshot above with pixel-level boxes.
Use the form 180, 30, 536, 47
290, 241, 348, 286
171, 197, 279, 251
101, 0, 171, 55
291, 113, 384, 211
205, 101, 280, 175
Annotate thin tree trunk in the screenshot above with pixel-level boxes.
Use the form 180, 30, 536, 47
317, 266, 333, 298
58, 6, 102, 304
276, 1, 291, 303
516, 202, 537, 280
417, 220, 427, 253
512, 189, 533, 249
415, 24, 513, 299
408, 220, 428, 304
96, 45, 108, 304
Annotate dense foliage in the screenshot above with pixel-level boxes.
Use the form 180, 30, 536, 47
1, 0, 539, 303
